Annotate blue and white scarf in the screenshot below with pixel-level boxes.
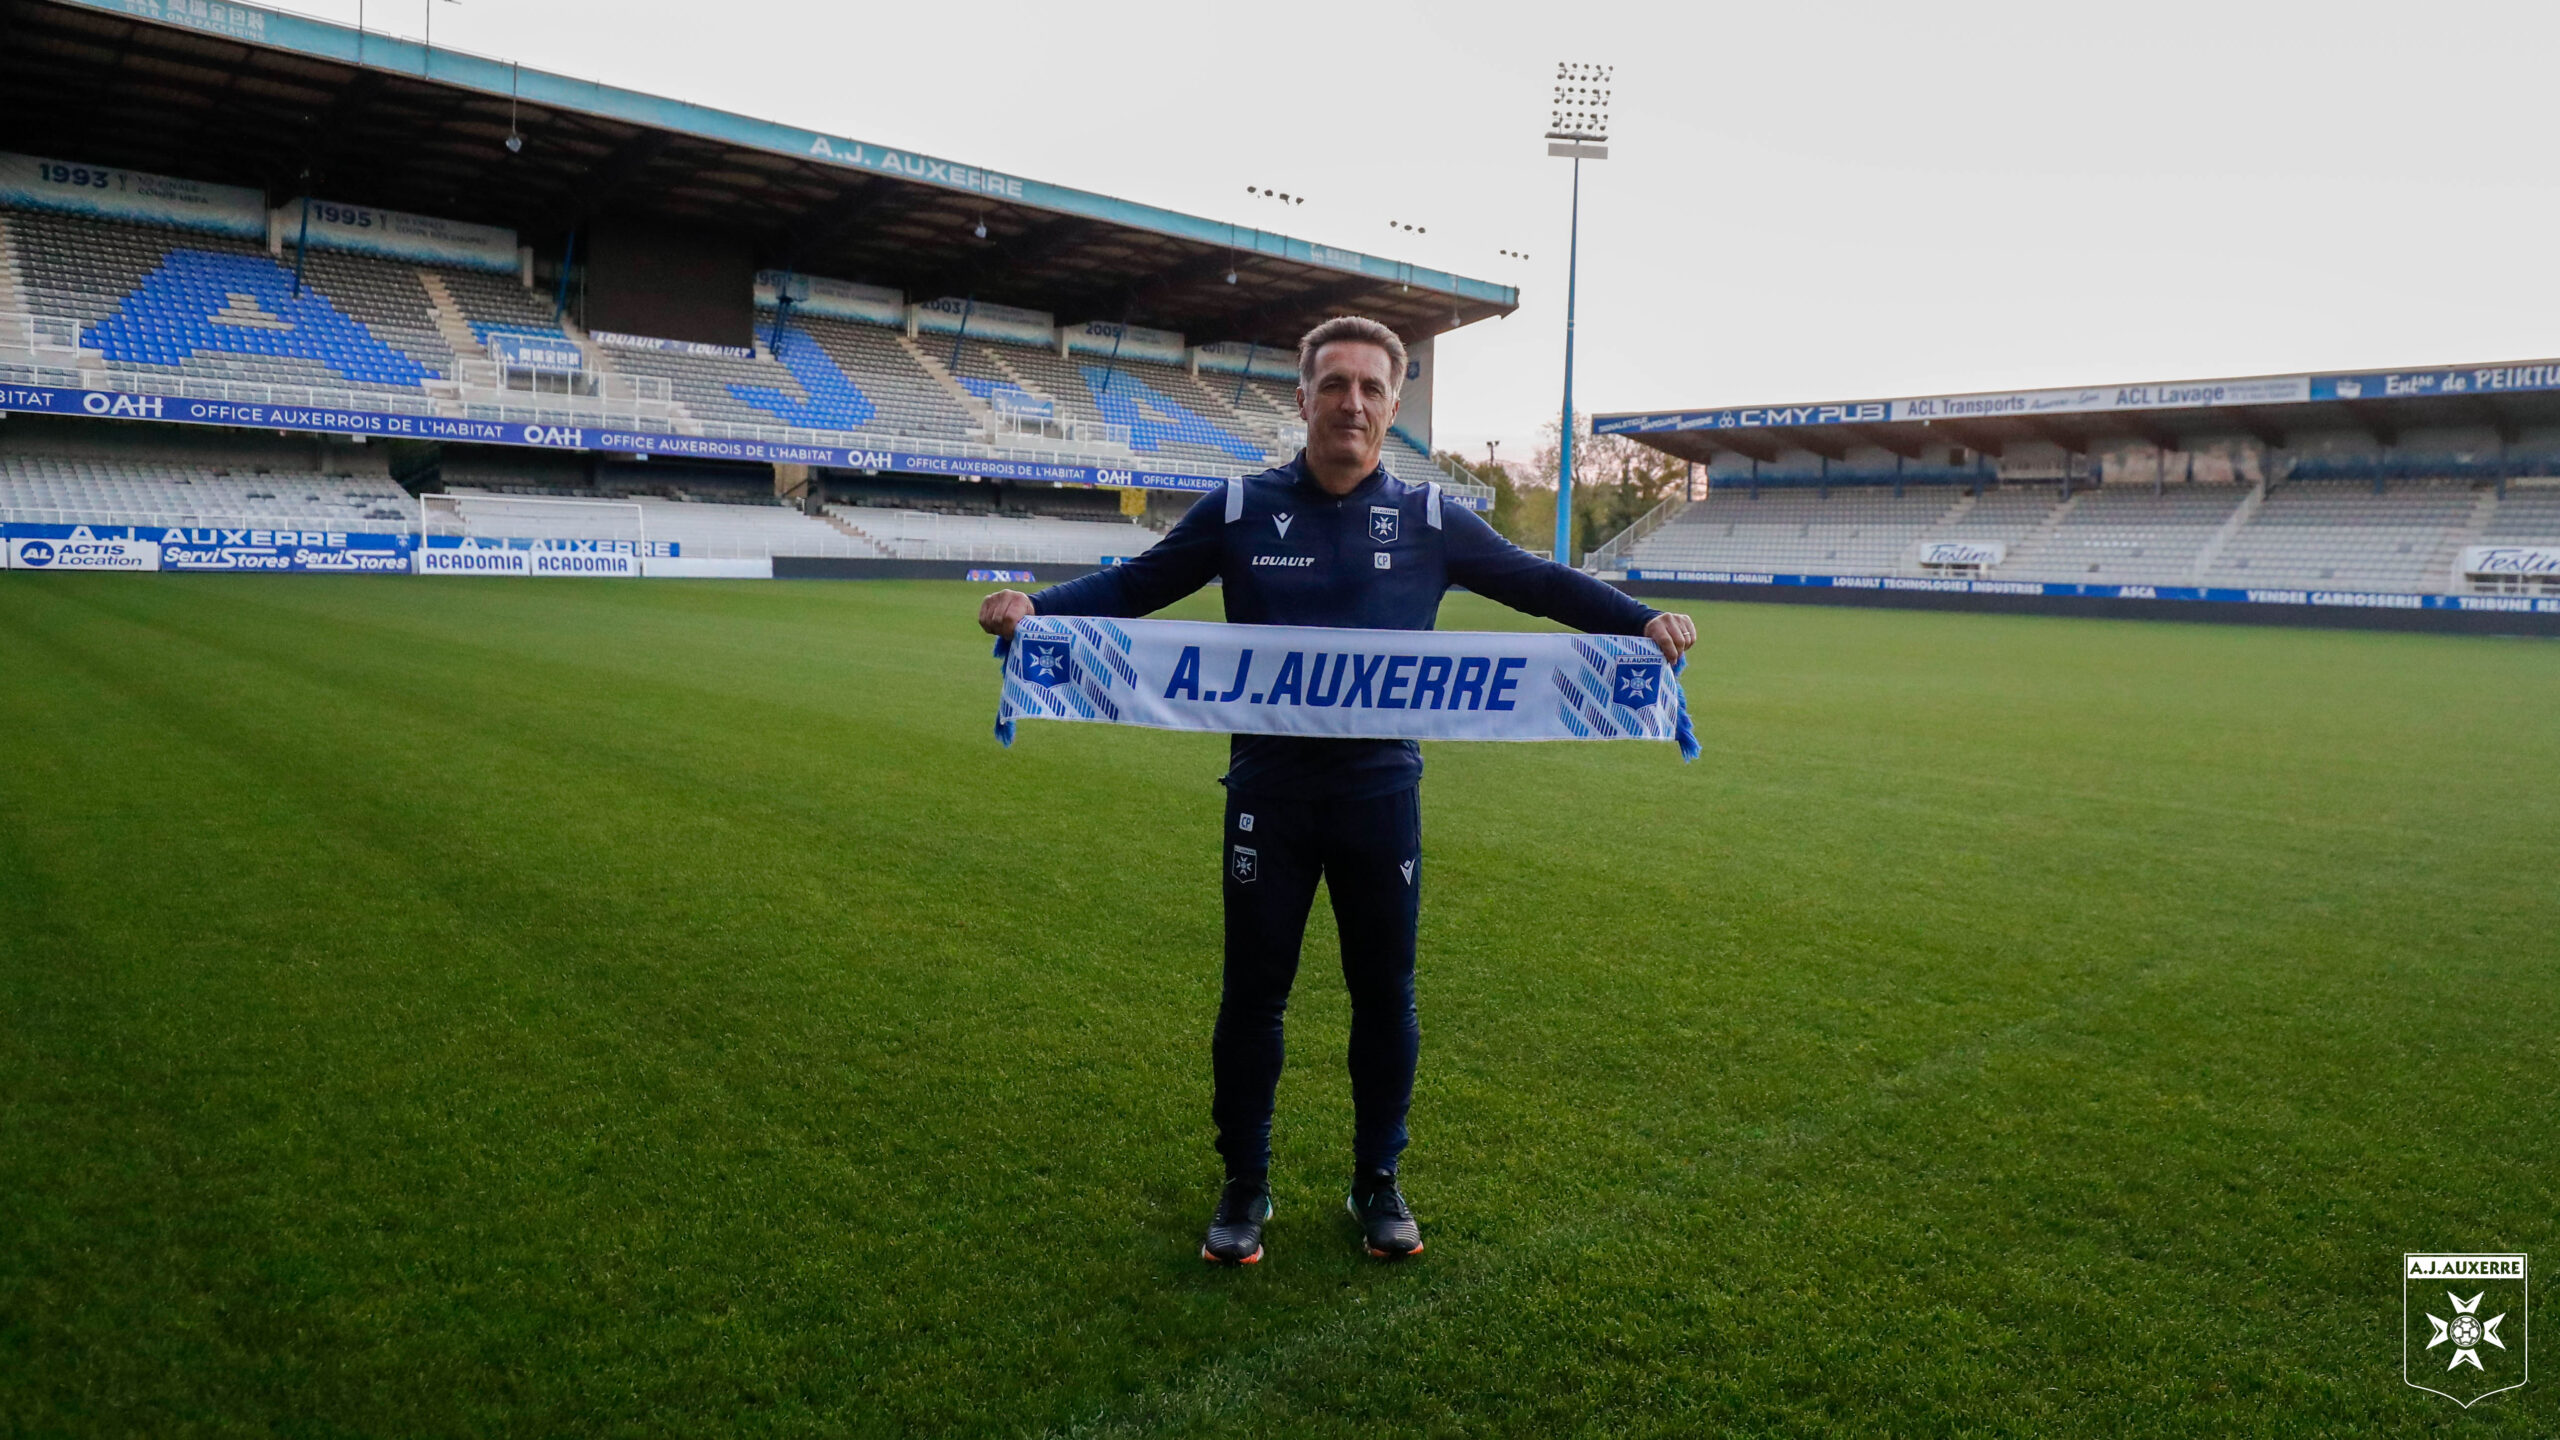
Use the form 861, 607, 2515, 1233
994, 616, 1697, 760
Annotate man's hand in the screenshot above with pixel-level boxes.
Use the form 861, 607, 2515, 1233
978, 588, 1035, 640
1644, 611, 1696, 663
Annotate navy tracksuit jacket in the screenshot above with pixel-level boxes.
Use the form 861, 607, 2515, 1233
1033, 454, 1661, 1177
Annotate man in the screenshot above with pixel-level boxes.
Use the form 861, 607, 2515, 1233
978, 316, 1695, 1265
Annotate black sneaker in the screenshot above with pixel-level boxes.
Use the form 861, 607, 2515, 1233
1346, 1171, 1423, 1258
1201, 1177, 1272, 1265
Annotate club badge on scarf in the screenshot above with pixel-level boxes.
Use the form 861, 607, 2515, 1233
994, 616, 1696, 761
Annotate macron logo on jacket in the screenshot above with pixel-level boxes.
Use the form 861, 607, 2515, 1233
1275, 513, 1294, 537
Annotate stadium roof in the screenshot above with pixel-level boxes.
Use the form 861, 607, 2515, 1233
0, 0, 1517, 349
1596, 359, 2560, 464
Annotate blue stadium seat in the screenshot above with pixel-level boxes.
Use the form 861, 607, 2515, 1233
83, 249, 439, 387
1079, 366, 1265, 463
728, 324, 877, 430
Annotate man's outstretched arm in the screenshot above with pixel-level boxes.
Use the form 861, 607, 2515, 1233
1442, 504, 1695, 661
976, 490, 1225, 639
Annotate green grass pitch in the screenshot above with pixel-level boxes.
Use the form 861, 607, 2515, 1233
2, 573, 2554, 1437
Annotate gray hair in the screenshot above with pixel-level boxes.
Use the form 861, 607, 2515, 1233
1297, 315, 1408, 393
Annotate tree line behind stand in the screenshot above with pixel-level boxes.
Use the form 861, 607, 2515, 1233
1438, 418, 1693, 563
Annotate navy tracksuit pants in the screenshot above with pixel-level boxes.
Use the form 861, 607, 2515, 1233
1215, 786, 1422, 1179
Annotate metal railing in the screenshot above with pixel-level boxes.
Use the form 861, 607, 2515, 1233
0, 312, 83, 355
450, 359, 672, 404
873, 538, 1138, 563
15, 322, 1320, 489
103, 370, 427, 415
1418, 450, 1498, 508
0, 504, 415, 531
423, 494, 891, 560
0, 360, 86, 389
986, 411, 1134, 451
1247, 419, 1309, 451
825, 505, 1149, 565
681, 417, 1198, 474
1585, 492, 1692, 572
459, 397, 678, 426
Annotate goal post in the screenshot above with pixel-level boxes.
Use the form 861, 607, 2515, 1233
419, 492, 651, 555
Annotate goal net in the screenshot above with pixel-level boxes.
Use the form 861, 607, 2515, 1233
420, 492, 650, 554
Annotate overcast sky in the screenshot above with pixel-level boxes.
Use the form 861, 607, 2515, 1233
321, 0, 2560, 467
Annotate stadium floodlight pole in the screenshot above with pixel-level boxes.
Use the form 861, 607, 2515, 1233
1546, 62, 1610, 565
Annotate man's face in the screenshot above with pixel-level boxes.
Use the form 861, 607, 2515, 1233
1296, 340, 1400, 476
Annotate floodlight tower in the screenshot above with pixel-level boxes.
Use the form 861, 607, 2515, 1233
1547, 62, 1610, 564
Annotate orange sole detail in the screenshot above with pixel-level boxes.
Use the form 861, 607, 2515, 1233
1364, 1239, 1424, 1259
1202, 1246, 1264, 1265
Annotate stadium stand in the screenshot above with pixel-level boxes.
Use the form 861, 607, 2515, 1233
937, 337, 1051, 419
1994, 485, 2252, 584
1593, 364, 2560, 619
0, 0, 1513, 576
1226, 373, 1304, 428
1919, 485, 2068, 558
293, 246, 457, 377
743, 325, 880, 432
436, 267, 569, 346
1613, 475, 2524, 596
437, 489, 881, 559
1211, 368, 1441, 487
1061, 359, 1268, 467
824, 503, 1153, 563
1628, 487, 1961, 575
2197, 480, 2482, 592
1381, 432, 1450, 490
600, 334, 869, 436
0, 191, 2524, 588
0, 190, 1481, 533
793, 317, 980, 441
0, 453, 413, 528
923, 335, 1360, 473
2482, 480, 2560, 541
11, 213, 444, 401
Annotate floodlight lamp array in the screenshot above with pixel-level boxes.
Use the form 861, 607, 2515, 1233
1547, 60, 1613, 142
